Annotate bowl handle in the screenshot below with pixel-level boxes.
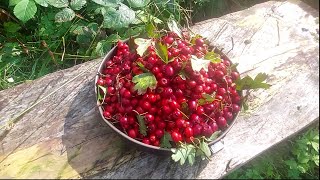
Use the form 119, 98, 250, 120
210, 140, 224, 155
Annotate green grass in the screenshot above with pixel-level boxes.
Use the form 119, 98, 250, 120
225, 124, 319, 179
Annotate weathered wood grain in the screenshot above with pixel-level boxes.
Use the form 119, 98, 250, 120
0, 0, 319, 179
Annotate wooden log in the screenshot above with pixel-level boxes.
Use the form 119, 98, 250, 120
0, 0, 319, 179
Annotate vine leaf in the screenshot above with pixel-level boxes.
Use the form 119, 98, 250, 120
235, 73, 271, 91
136, 114, 147, 136
134, 38, 152, 57
160, 131, 172, 148
155, 42, 168, 64
132, 73, 157, 95
55, 8, 75, 23
13, 0, 37, 23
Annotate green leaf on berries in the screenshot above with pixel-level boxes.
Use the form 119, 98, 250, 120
160, 131, 172, 148
204, 51, 222, 63
155, 42, 168, 64
178, 70, 189, 80
146, 22, 159, 38
167, 18, 182, 39
235, 73, 271, 91
97, 85, 107, 102
136, 114, 147, 136
134, 38, 152, 57
132, 73, 157, 95
136, 62, 148, 72
190, 55, 211, 72
190, 34, 203, 45
207, 130, 221, 141
200, 140, 211, 157
198, 93, 215, 105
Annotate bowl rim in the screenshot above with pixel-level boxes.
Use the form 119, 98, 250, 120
94, 38, 242, 152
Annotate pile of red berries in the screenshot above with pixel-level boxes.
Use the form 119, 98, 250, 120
96, 31, 241, 148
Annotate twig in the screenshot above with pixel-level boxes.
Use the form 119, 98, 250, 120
61, 37, 66, 61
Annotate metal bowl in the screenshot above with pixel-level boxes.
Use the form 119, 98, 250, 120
94, 40, 242, 155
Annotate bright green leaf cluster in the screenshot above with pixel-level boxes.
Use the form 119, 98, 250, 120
132, 73, 157, 95
236, 73, 272, 91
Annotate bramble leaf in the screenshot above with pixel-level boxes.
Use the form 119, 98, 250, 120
136, 114, 147, 136
47, 0, 68, 8
134, 38, 152, 57
127, 0, 150, 8
34, 0, 48, 7
102, 3, 135, 29
160, 131, 172, 148
132, 73, 157, 95
155, 42, 168, 64
70, 0, 87, 10
13, 0, 37, 23
55, 8, 75, 23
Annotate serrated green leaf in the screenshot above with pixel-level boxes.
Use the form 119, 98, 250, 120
200, 140, 211, 157
55, 8, 75, 23
91, 0, 122, 7
102, 3, 135, 29
190, 55, 211, 72
171, 148, 186, 164
134, 38, 152, 57
126, 0, 150, 8
47, 0, 68, 8
136, 114, 147, 136
208, 130, 221, 141
9, 0, 21, 6
160, 131, 172, 148
254, 73, 268, 82
133, 10, 162, 25
34, 0, 48, 7
92, 40, 112, 57
313, 155, 319, 166
198, 93, 215, 106
146, 22, 159, 38
13, 0, 37, 23
136, 62, 148, 72
235, 73, 271, 91
105, 34, 121, 43
187, 150, 196, 165
70, 0, 87, 10
167, 18, 182, 38
155, 42, 168, 64
4, 22, 21, 33
204, 51, 222, 63
132, 73, 157, 95
97, 85, 107, 102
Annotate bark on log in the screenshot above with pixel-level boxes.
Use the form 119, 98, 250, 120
0, 0, 319, 179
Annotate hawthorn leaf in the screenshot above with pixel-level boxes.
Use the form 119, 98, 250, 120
134, 38, 152, 56
190, 55, 211, 72
235, 73, 271, 91
132, 73, 157, 95
198, 93, 215, 106
207, 130, 221, 141
204, 51, 221, 63
136, 114, 147, 136
200, 140, 211, 157
97, 85, 107, 102
167, 18, 182, 38
155, 42, 168, 64
160, 131, 172, 148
